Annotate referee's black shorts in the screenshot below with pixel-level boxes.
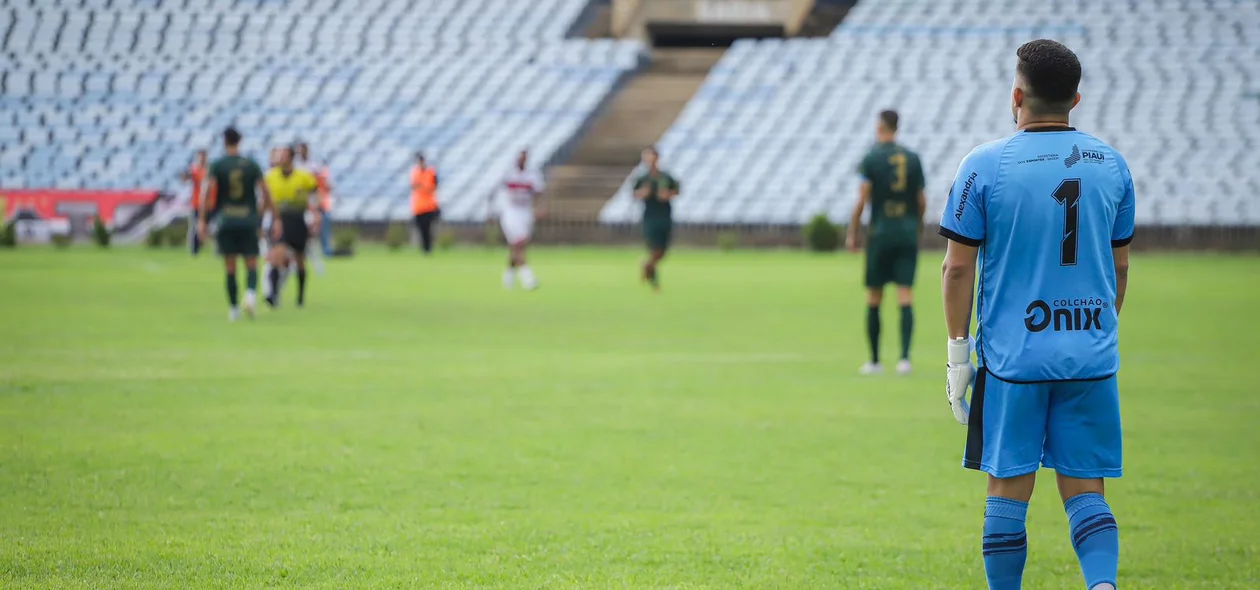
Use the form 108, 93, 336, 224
279, 211, 309, 253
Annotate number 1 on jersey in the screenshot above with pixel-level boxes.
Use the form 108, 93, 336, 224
1052, 179, 1081, 266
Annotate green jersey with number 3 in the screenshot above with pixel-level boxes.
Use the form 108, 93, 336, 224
209, 155, 264, 229
858, 143, 925, 245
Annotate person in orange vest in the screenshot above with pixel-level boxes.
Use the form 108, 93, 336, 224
410, 152, 440, 254
181, 149, 209, 255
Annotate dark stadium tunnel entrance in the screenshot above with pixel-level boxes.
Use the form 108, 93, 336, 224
646, 23, 786, 47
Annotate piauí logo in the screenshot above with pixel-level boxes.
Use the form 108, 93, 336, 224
1063, 145, 1082, 168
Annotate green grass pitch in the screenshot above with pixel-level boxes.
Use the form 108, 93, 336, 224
1, 246, 1257, 589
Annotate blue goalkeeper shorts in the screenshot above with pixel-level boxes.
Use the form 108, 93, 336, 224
963, 368, 1123, 479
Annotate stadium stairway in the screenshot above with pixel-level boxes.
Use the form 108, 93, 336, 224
797, 0, 857, 37
543, 47, 722, 224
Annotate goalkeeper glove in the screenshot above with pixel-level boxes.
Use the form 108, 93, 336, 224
946, 337, 976, 425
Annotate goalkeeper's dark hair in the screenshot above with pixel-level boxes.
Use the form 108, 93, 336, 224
223, 127, 242, 147
878, 110, 899, 132
1016, 39, 1081, 115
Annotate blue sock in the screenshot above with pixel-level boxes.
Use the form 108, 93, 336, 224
983, 496, 1029, 590
1065, 493, 1119, 589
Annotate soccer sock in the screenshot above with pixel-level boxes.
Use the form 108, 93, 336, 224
225, 272, 238, 307
899, 305, 914, 360
246, 268, 258, 294
268, 267, 280, 300
866, 305, 881, 364
1065, 493, 1119, 589
646, 263, 658, 286
983, 496, 1029, 590
296, 269, 307, 305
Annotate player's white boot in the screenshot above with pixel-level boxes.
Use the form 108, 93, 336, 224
502, 268, 516, 289
858, 362, 883, 375
896, 359, 912, 375
228, 307, 240, 322
243, 290, 257, 320
519, 266, 538, 291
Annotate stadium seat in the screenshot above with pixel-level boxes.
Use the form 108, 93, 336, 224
0, 0, 645, 222
600, 0, 1260, 226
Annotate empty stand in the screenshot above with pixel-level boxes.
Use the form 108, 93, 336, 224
545, 47, 721, 223
0, 0, 645, 222
599, 0, 1260, 227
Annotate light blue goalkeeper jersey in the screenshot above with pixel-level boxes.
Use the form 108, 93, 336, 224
939, 127, 1136, 383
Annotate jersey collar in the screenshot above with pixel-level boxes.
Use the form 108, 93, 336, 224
1021, 126, 1076, 133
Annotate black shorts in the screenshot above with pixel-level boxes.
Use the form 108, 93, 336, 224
643, 219, 672, 251
280, 212, 309, 253
865, 238, 919, 288
216, 225, 260, 257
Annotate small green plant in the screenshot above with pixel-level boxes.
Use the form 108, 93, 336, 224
92, 217, 111, 248
333, 228, 358, 255
51, 232, 73, 248
716, 231, 739, 251
436, 230, 457, 251
803, 214, 839, 252
165, 220, 189, 248
0, 222, 15, 248
385, 222, 408, 251
146, 226, 165, 248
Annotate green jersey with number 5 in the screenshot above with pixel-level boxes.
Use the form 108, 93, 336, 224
858, 142, 925, 246
209, 155, 264, 229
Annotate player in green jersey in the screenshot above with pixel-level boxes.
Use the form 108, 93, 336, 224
633, 147, 680, 291
846, 111, 926, 375
198, 127, 275, 322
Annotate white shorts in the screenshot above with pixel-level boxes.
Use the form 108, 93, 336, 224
500, 210, 534, 245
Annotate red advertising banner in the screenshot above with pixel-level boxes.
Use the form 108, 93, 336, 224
0, 189, 159, 224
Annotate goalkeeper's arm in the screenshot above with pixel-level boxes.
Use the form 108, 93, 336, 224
941, 240, 978, 339
942, 239, 980, 424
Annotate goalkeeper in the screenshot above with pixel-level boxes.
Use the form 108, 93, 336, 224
938, 40, 1135, 590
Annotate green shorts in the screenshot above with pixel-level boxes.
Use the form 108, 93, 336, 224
865, 238, 918, 288
216, 225, 260, 257
643, 219, 672, 251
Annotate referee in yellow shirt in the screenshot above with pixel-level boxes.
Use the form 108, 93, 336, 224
264, 146, 322, 308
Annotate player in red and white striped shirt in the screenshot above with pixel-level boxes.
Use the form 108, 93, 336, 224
493, 150, 546, 290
